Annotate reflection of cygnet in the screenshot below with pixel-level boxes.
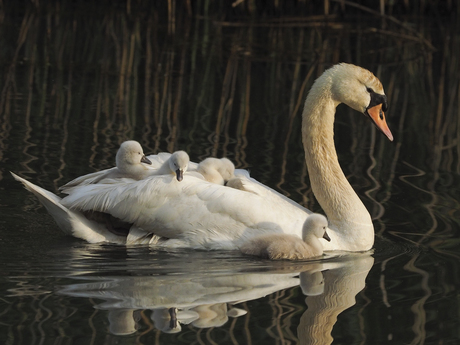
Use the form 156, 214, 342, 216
227, 307, 247, 318
300, 270, 325, 296
190, 304, 229, 328
108, 309, 137, 335
240, 214, 330, 260
197, 158, 235, 185
150, 308, 182, 333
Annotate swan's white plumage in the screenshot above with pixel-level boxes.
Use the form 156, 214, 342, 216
13, 63, 393, 252
227, 172, 311, 214
60, 174, 307, 249
11, 172, 126, 243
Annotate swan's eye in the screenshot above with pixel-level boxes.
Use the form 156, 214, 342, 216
366, 87, 374, 93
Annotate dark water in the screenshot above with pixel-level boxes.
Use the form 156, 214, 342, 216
1, 2, 460, 344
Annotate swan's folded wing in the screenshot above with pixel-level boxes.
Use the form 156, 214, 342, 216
59, 168, 117, 193
60, 175, 309, 247
229, 174, 311, 214
146, 152, 172, 169
11, 172, 126, 243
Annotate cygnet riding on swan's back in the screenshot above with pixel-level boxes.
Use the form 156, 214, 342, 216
240, 214, 330, 260
12, 63, 393, 251
153, 150, 189, 182
59, 142, 189, 194
59, 140, 152, 193
196, 158, 235, 185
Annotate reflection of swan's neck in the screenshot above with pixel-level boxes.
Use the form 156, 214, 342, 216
302, 76, 373, 251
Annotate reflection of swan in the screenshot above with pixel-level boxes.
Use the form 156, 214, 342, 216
57, 251, 373, 338
12, 63, 392, 251
240, 214, 330, 260
298, 254, 374, 345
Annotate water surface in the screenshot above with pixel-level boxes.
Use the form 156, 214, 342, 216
1, 2, 460, 344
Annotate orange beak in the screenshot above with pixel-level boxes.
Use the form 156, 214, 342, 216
365, 104, 393, 141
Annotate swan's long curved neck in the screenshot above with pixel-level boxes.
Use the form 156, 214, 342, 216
302, 79, 374, 251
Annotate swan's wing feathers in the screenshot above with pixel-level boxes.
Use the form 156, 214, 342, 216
61, 178, 144, 212
61, 175, 308, 248
146, 152, 171, 167
236, 175, 311, 214
59, 168, 117, 192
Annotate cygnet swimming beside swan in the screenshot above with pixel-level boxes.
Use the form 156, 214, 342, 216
240, 214, 330, 260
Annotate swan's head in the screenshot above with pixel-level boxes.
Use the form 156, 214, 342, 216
302, 214, 330, 242
169, 150, 189, 181
116, 140, 152, 168
328, 63, 393, 141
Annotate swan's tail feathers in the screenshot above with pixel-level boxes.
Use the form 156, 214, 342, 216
11, 172, 126, 244
11, 172, 75, 235
126, 226, 153, 245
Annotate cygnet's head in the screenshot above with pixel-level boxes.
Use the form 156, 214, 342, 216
116, 140, 152, 168
169, 151, 189, 181
302, 214, 330, 242
218, 158, 235, 182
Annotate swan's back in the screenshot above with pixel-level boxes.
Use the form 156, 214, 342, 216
60, 173, 309, 249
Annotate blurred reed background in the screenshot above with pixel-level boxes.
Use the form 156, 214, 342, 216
1, 2, 460, 344
1, 0, 459, 248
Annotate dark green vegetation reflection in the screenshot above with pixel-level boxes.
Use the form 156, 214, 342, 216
1, 1, 460, 344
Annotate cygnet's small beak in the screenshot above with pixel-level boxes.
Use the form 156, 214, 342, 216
141, 155, 152, 165
323, 231, 331, 242
176, 169, 184, 182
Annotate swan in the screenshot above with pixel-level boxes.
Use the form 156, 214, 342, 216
59, 140, 152, 193
149, 150, 189, 182
196, 157, 235, 185
240, 214, 330, 260
60, 144, 189, 194
150, 155, 235, 184
12, 63, 393, 251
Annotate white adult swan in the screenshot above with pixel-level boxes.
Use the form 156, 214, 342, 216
240, 214, 330, 260
12, 63, 393, 251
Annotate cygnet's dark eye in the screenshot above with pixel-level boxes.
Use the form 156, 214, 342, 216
366, 87, 374, 93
